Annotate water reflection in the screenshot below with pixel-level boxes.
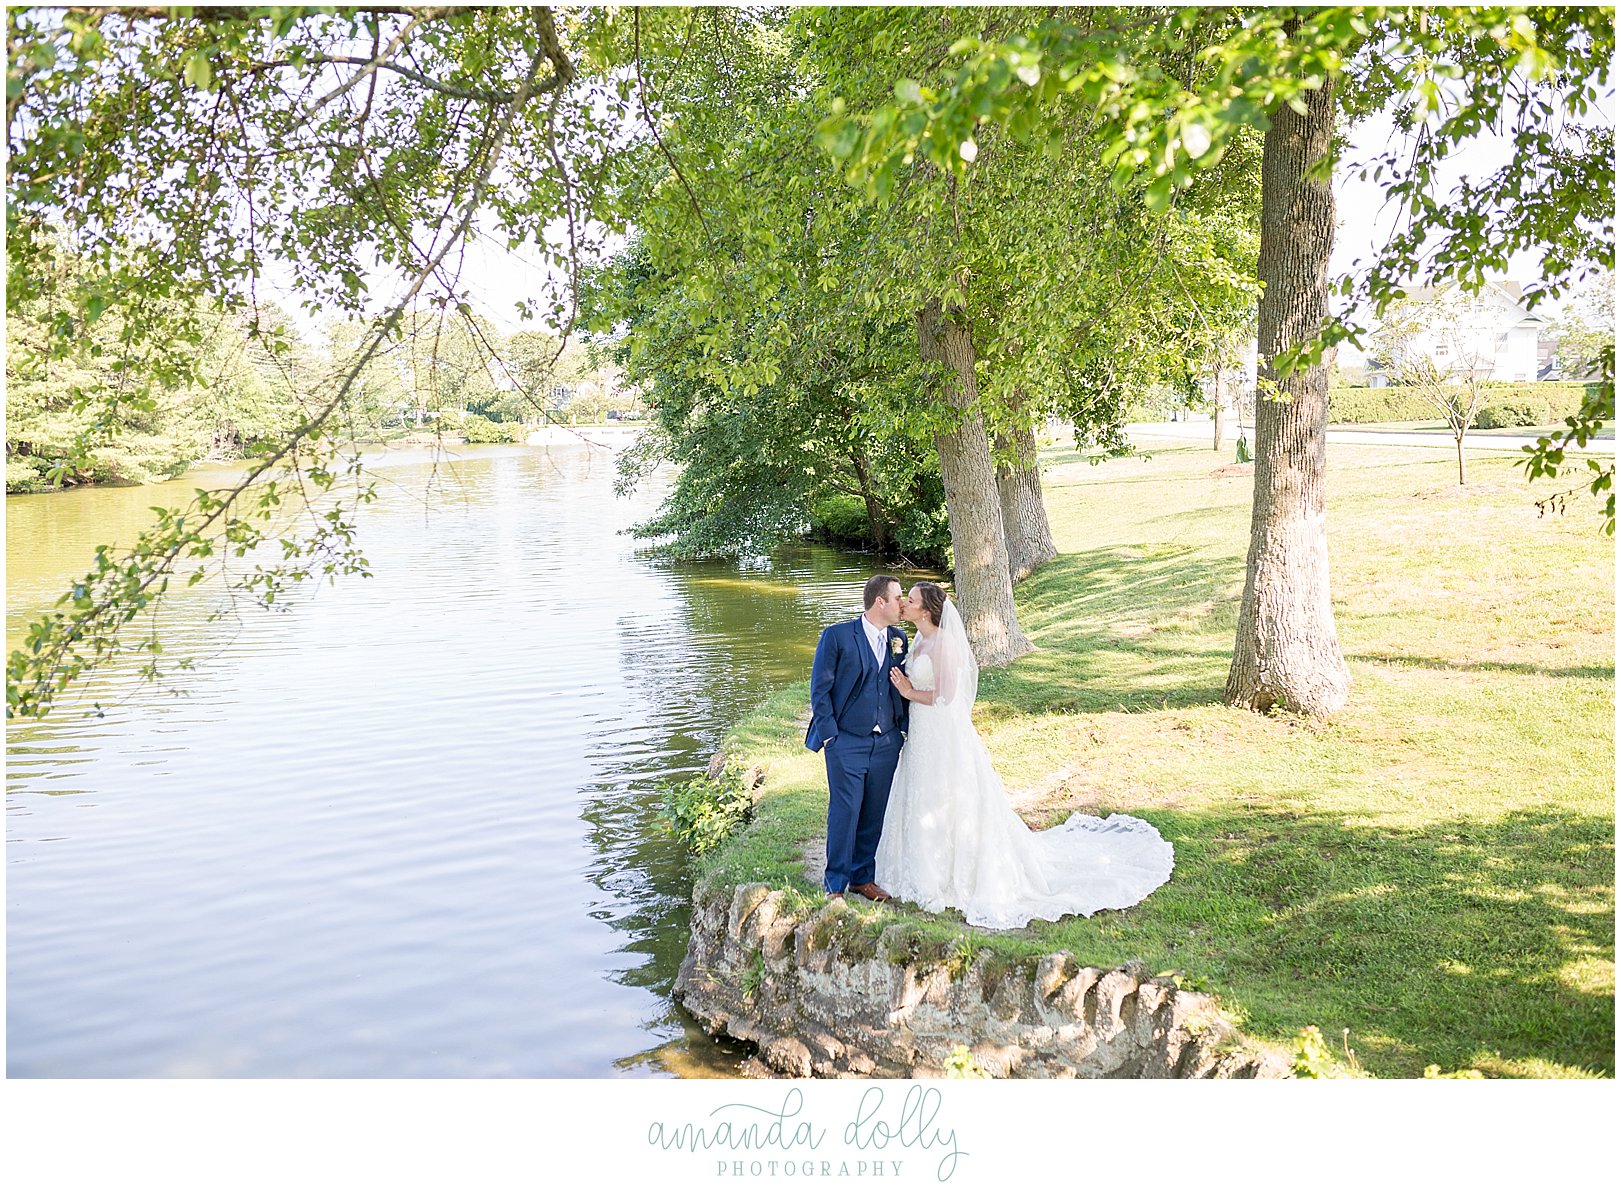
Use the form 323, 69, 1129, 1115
6, 443, 933, 1077
576, 550, 939, 1077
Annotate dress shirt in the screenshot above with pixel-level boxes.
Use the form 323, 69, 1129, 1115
861, 615, 889, 665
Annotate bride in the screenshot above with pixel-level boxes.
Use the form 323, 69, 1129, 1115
875, 582, 1175, 930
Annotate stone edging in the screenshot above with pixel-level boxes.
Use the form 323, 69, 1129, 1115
675, 880, 1292, 1079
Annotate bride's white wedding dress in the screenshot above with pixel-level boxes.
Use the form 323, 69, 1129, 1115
875, 601, 1174, 930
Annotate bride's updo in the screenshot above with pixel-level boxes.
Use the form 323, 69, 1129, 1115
914, 581, 947, 627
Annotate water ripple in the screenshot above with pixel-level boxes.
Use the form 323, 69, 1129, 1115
7, 445, 933, 1077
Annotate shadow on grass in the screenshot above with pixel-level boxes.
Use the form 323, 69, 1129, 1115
1351, 651, 1615, 682
709, 746, 1614, 1077
1020, 802, 1616, 1078
979, 546, 1245, 715
716, 692, 1614, 1076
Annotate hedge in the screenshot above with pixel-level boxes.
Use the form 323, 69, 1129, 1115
1327, 382, 1601, 425
459, 412, 522, 443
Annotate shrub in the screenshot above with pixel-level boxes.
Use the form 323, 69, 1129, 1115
894, 497, 952, 566
806, 489, 952, 567
1328, 383, 1596, 425
807, 493, 869, 542
1327, 387, 1436, 423
1473, 400, 1546, 429
659, 759, 754, 856
7, 456, 50, 493
461, 413, 519, 443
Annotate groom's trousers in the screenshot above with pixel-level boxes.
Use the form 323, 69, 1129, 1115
822, 730, 903, 893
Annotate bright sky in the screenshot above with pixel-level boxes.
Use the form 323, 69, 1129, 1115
1328, 99, 1615, 363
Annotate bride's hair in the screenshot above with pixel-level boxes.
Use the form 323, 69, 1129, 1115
914, 581, 947, 626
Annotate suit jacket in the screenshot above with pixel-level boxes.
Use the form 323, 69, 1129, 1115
805, 616, 910, 751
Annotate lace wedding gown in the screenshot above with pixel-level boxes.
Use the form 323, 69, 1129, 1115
875, 603, 1175, 930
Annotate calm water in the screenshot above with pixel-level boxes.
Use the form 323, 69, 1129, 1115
6, 443, 912, 1077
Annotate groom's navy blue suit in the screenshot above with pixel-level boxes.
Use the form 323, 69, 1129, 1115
806, 616, 909, 894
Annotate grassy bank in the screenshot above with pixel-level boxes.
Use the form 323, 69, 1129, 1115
699, 442, 1614, 1079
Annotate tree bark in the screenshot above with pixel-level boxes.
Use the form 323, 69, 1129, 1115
1224, 66, 1352, 717
1212, 356, 1226, 451
993, 402, 1057, 583
917, 300, 1033, 666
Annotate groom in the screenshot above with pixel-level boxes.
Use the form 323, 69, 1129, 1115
806, 574, 910, 902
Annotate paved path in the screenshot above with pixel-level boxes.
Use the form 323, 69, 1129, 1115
1124, 420, 1615, 455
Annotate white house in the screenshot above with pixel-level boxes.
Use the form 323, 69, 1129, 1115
1367, 280, 1548, 386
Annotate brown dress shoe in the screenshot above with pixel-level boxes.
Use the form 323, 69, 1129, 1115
849, 882, 892, 902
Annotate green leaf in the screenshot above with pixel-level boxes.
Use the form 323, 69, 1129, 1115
827, 120, 861, 160
183, 51, 213, 91
1143, 177, 1173, 213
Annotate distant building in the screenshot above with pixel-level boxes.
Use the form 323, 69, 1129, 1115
1367, 280, 1547, 387
1537, 335, 1558, 381
1538, 331, 1606, 381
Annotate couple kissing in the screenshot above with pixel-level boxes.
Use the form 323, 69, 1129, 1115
806, 575, 1176, 931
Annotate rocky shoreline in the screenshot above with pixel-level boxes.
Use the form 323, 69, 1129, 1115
676, 879, 1292, 1079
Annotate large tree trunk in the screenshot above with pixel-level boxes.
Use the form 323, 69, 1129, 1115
993, 408, 1057, 583
1224, 66, 1351, 717
917, 301, 1033, 667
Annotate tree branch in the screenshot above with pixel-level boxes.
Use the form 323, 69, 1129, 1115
280, 54, 520, 105
59, 6, 429, 22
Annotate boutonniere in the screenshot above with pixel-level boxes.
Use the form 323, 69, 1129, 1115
889, 636, 905, 657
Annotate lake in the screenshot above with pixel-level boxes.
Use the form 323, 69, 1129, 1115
6, 442, 921, 1077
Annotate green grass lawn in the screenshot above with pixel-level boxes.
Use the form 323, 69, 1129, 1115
701, 443, 1614, 1079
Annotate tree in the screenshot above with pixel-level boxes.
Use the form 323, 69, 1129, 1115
503, 331, 612, 423
608, 6, 1260, 662
1548, 272, 1616, 381
590, 7, 1044, 661
6, 257, 310, 492
596, 234, 951, 564
992, 394, 1058, 582
827, 4, 1614, 714
914, 295, 1032, 664
1203, 326, 1254, 451
6, 5, 599, 717
1225, 61, 1350, 713
1368, 289, 1504, 485
575, 15, 955, 567
809, 7, 1263, 656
